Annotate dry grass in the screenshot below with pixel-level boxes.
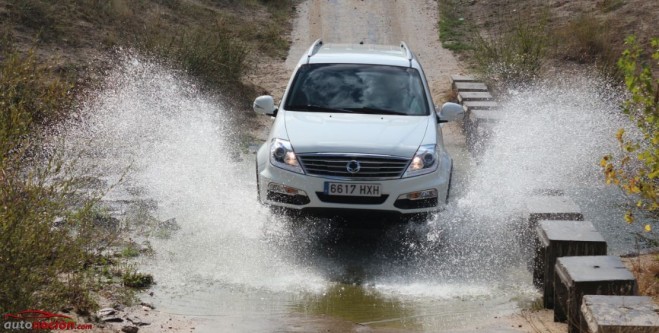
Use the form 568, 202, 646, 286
441, 0, 658, 84
623, 254, 659, 302
0, 0, 294, 97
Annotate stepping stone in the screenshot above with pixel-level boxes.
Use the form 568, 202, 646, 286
524, 195, 584, 228
458, 91, 493, 103
450, 74, 477, 84
535, 220, 607, 309
581, 295, 659, 333
554, 256, 637, 333
454, 81, 489, 92
462, 100, 499, 111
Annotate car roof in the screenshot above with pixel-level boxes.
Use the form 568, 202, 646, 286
300, 41, 418, 68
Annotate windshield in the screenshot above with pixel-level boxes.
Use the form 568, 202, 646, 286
285, 64, 430, 115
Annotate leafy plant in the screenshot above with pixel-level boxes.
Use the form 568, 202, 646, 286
122, 266, 154, 289
602, 36, 659, 231
472, 14, 549, 85
0, 45, 113, 314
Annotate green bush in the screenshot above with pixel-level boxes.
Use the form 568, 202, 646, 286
472, 17, 549, 84
553, 14, 620, 77
139, 19, 248, 90
0, 47, 104, 314
602, 36, 659, 231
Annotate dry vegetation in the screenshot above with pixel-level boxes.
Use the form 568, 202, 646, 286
439, 0, 658, 85
623, 254, 659, 302
0, 0, 294, 96
0, 0, 296, 317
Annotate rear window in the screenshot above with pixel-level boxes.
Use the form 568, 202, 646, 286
285, 64, 429, 116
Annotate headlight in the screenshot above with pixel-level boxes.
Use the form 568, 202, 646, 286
270, 138, 304, 174
403, 144, 438, 178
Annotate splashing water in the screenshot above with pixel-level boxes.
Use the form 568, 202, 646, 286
59, 54, 637, 331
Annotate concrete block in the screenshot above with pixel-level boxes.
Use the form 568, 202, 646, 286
581, 295, 659, 333
450, 74, 477, 84
554, 256, 637, 333
454, 81, 489, 92
458, 91, 493, 103
524, 195, 584, 228
535, 220, 607, 309
462, 100, 499, 110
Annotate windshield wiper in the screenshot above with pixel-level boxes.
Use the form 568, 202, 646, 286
344, 107, 408, 115
287, 104, 354, 113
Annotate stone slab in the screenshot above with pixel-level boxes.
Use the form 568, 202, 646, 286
557, 256, 634, 284
554, 256, 637, 333
462, 100, 499, 110
458, 91, 493, 103
524, 195, 584, 227
581, 295, 659, 333
454, 81, 489, 92
535, 220, 607, 309
540, 220, 606, 243
450, 74, 477, 84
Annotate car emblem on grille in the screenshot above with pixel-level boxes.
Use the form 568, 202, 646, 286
346, 160, 361, 174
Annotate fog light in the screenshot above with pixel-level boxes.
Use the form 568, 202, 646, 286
397, 189, 438, 201
268, 183, 307, 196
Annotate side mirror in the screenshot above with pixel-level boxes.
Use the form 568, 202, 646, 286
436, 102, 464, 123
253, 95, 277, 116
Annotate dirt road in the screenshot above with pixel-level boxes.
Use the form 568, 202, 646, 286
256, 0, 463, 105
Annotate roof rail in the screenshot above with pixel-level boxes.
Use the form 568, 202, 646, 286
400, 42, 413, 67
307, 39, 324, 64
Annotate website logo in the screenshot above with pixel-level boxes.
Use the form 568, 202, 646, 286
3, 309, 92, 330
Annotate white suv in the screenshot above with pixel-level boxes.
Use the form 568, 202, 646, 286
253, 40, 463, 219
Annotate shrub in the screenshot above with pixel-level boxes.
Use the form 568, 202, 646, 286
553, 14, 621, 77
0, 46, 105, 314
472, 16, 549, 85
602, 36, 659, 231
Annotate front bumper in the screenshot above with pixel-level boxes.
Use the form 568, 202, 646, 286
257, 158, 451, 215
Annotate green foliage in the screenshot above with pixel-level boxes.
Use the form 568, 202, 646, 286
120, 244, 141, 258
472, 16, 549, 84
553, 14, 621, 77
0, 49, 73, 155
438, 0, 473, 52
602, 36, 659, 230
122, 267, 154, 289
0, 46, 108, 314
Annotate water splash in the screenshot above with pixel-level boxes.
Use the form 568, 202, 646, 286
58, 53, 636, 330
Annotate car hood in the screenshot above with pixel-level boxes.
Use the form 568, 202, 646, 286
284, 112, 429, 157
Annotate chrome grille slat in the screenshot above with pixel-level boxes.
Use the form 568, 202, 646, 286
298, 154, 410, 179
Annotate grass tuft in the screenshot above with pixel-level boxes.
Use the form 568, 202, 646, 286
438, 0, 473, 52
472, 15, 549, 85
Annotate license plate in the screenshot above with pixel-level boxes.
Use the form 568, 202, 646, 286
324, 182, 381, 197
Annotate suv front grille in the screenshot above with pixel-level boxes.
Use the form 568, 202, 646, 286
298, 154, 410, 179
